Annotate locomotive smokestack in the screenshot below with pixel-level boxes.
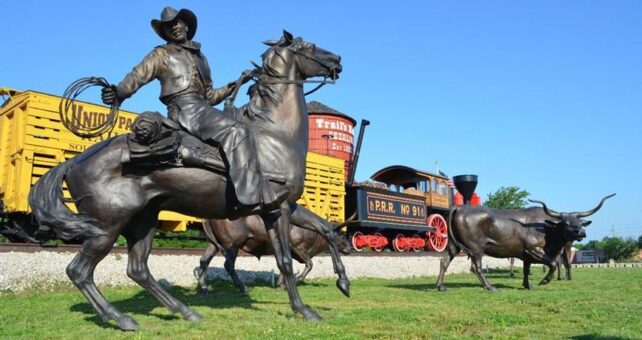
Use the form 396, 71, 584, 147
347, 119, 370, 186
453, 174, 478, 205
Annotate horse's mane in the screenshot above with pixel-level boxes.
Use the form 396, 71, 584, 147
244, 42, 292, 121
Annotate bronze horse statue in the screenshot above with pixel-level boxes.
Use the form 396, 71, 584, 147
196, 208, 352, 294
28, 31, 343, 330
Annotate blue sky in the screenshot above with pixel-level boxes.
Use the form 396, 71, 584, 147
2, 1, 640, 241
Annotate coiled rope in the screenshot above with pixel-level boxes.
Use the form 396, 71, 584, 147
59, 77, 119, 138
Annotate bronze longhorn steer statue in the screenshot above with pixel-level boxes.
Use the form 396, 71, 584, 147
196, 207, 351, 294
436, 194, 614, 291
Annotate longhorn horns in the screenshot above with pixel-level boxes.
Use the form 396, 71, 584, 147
333, 212, 357, 230
529, 193, 616, 218
575, 193, 616, 218
528, 199, 561, 218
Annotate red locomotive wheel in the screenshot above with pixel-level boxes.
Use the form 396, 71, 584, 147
372, 232, 386, 252
392, 233, 406, 252
351, 231, 365, 252
412, 234, 423, 252
426, 214, 448, 252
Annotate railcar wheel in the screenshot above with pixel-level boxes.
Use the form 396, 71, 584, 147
392, 233, 406, 252
426, 214, 448, 252
351, 231, 365, 252
372, 232, 385, 252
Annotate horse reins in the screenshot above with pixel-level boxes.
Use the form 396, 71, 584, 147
225, 41, 337, 108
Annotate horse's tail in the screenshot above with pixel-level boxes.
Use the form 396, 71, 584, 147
28, 158, 105, 241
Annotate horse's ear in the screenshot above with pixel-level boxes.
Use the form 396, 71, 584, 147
283, 30, 293, 43
263, 39, 278, 46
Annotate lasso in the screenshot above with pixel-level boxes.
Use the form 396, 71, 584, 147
59, 77, 119, 138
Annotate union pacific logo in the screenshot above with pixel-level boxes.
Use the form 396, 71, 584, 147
69, 103, 133, 131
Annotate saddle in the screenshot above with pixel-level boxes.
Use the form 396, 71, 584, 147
126, 111, 225, 172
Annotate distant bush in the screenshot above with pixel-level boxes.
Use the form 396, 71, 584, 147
576, 236, 638, 262
602, 237, 638, 262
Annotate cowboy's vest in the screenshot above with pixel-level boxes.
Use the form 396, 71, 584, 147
116, 43, 213, 102
159, 44, 212, 100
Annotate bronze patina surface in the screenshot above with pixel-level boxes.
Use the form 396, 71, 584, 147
29, 6, 343, 331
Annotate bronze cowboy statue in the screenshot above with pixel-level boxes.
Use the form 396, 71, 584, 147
29, 6, 344, 331
101, 7, 282, 214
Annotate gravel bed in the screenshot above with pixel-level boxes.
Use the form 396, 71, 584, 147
0, 251, 520, 293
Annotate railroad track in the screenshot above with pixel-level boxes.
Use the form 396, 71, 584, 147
0, 242, 443, 257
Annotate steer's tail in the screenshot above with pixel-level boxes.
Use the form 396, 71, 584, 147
447, 206, 475, 256
28, 159, 105, 241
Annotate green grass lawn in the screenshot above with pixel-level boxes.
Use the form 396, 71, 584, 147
1, 268, 640, 339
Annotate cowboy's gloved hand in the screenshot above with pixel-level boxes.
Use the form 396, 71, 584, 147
240, 70, 253, 84
101, 85, 120, 105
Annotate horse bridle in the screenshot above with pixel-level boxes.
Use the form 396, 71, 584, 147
256, 40, 337, 93
226, 41, 338, 107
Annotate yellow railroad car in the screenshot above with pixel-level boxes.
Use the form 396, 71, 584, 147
0, 88, 344, 241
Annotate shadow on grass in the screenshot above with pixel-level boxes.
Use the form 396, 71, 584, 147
387, 281, 518, 292
70, 283, 259, 328
69, 273, 336, 329
484, 268, 520, 276
570, 335, 629, 340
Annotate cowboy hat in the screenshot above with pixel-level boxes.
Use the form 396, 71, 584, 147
151, 7, 197, 41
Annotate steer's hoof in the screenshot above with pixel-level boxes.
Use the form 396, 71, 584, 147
117, 315, 139, 331
337, 278, 350, 297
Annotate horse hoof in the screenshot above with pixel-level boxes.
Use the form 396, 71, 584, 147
184, 310, 204, 322
336, 278, 350, 298
302, 308, 323, 322
486, 286, 499, 292
539, 280, 549, 286
437, 285, 448, 292
523, 285, 532, 290
117, 315, 139, 331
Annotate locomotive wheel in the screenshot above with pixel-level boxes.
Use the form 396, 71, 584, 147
351, 231, 365, 252
372, 232, 385, 252
392, 233, 406, 252
412, 234, 423, 252
426, 214, 448, 252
